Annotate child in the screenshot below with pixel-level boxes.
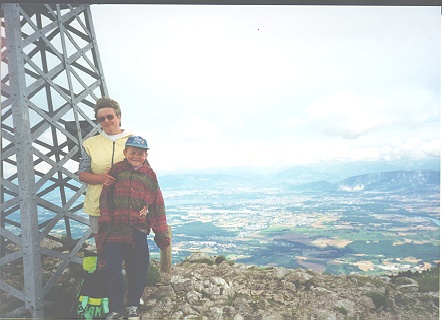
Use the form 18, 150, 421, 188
96, 136, 170, 320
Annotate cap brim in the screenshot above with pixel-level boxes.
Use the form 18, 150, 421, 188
125, 143, 149, 150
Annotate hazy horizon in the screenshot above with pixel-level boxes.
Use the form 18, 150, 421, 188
154, 156, 440, 176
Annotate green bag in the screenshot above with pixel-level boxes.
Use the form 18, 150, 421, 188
73, 256, 109, 319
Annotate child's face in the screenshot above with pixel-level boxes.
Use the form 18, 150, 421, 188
123, 146, 147, 167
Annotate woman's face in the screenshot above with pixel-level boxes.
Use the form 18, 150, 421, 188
97, 107, 121, 135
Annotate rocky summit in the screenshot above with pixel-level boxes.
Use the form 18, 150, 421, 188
140, 253, 439, 320
0, 247, 439, 319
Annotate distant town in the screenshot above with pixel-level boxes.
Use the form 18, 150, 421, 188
151, 169, 440, 275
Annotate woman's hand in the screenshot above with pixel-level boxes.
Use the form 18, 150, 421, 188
101, 173, 116, 187
139, 206, 148, 217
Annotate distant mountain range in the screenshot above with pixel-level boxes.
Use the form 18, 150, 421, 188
287, 170, 440, 192
159, 157, 440, 180
268, 158, 440, 183
335, 170, 440, 191
158, 158, 440, 193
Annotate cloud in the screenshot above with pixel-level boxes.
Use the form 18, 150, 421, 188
306, 93, 383, 139
306, 84, 439, 140
171, 118, 222, 143
382, 86, 440, 126
379, 138, 441, 161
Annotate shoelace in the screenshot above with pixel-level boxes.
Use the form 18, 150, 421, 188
127, 306, 138, 314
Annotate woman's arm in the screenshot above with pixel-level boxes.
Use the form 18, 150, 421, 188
79, 171, 116, 186
78, 147, 116, 186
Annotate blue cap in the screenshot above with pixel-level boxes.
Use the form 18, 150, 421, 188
125, 136, 149, 150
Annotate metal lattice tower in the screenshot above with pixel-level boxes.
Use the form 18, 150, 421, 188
1, 3, 107, 317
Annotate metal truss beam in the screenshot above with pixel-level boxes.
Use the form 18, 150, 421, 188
1, 3, 107, 318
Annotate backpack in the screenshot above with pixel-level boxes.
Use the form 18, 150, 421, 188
73, 255, 109, 319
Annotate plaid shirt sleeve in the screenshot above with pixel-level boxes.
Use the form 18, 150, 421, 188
147, 186, 168, 235
147, 180, 171, 250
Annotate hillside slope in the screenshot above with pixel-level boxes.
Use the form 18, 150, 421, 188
140, 253, 439, 320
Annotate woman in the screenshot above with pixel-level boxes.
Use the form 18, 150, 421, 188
78, 97, 133, 235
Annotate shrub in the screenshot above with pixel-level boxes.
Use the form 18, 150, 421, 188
146, 264, 161, 286
417, 277, 440, 292
391, 277, 415, 286
365, 291, 388, 309
215, 255, 235, 266
215, 255, 226, 264
335, 306, 348, 316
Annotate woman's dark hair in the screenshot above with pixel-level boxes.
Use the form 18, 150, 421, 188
94, 97, 122, 119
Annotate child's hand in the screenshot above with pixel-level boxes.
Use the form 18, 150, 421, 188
154, 233, 171, 251
139, 206, 147, 217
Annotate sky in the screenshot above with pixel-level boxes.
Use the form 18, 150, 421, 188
89, 5, 440, 174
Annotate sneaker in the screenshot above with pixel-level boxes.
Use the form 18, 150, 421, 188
127, 306, 140, 320
106, 312, 125, 320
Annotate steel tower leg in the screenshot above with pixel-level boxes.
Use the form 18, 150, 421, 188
1, 3, 107, 317
3, 6, 44, 316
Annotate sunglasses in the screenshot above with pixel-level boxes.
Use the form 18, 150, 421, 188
97, 114, 117, 122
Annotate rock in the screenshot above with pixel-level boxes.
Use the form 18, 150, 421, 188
232, 296, 249, 310
232, 313, 244, 320
395, 277, 420, 292
139, 257, 439, 319
171, 276, 195, 292
272, 267, 289, 279
335, 299, 355, 317
186, 252, 212, 262
210, 276, 227, 286
312, 287, 333, 295
315, 309, 337, 320
150, 285, 175, 299
209, 306, 223, 318
186, 290, 202, 304
358, 295, 376, 310
288, 270, 313, 285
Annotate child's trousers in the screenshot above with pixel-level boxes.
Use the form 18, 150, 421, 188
104, 228, 150, 314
